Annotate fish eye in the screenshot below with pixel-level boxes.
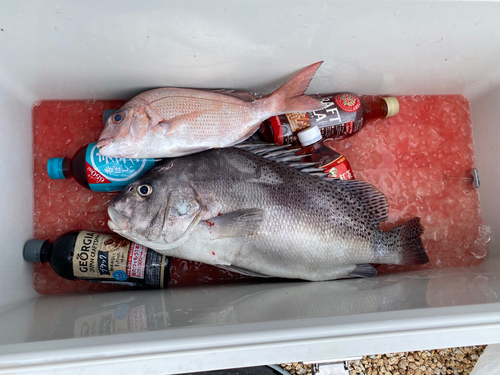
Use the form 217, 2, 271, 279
137, 184, 153, 197
112, 113, 124, 124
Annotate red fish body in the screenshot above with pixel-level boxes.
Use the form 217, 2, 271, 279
97, 62, 324, 158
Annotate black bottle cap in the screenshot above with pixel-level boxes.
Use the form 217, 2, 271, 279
23, 239, 47, 263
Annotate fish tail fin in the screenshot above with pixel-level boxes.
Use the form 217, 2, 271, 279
267, 61, 325, 114
377, 217, 429, 265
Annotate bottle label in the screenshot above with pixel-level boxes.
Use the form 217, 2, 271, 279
85, 143, 156, 192
279, 94, 365, 142
320, 155, 356, 180
270, 116, 284, 145
73, 231, 168, 288
334, 93, 362, 112
305, 94, 364, 139
285, 112, 312, 133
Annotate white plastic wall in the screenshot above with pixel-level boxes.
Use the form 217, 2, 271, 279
1, 1, 500, 373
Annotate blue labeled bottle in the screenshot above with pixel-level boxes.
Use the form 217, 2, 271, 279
47, 143, 157, 192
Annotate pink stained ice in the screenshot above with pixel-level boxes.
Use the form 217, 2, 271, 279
32, 100, 251, 295
326, 95, 490, 274
32, 96, 490, 294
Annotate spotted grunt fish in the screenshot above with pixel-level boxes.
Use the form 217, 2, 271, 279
107, 148, 429, 281
97, 62, 324, 158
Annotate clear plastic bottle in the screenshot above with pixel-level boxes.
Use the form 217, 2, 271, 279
46, 142, 157, 192
295, 126, 355, 180
259, 93, 399, 146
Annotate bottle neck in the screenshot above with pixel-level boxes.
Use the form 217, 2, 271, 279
296, 140, 324, 155
39, 242, 52, 263
69, 145, 91, 189
61, 157, 72, 179
362, 98, 388, 122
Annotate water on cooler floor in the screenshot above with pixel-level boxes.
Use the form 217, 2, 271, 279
32, 96, 489, 294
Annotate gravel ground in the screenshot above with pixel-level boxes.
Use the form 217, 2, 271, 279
347, 346, 486, 375
279, 362, 313, 375
279, 346, 486, 375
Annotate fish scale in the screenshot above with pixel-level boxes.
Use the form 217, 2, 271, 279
145, 92, 261, 143
108, 148, 429, 281
97, 62, 325, 158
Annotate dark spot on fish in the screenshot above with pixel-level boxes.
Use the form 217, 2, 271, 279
218, 212, 222, 216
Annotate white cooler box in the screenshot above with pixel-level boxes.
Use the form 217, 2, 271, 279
1, 1, 500, 374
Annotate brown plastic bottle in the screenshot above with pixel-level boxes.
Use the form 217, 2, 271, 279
259, 93, 399, 146
295, 126, 355, 180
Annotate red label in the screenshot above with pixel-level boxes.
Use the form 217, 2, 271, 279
321, 156, 355, 180
334, 94, 361, 113
127, 243, 148, 279
86, 162, 111, 184
345, 120, 354, 134
270, 116, 284, 146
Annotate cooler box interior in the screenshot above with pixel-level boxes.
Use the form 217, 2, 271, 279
1, 1, 500, 374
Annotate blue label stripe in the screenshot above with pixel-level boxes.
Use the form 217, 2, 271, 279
85, 142, 156, 192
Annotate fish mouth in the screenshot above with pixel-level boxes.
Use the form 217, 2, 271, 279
107, 206, 128, 231
96, 139, 112, 150
96, 138, 141, 158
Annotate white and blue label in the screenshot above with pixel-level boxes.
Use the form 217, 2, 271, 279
85, 143, 156, 192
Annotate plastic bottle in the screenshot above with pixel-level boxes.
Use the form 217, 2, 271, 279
46, 142, 157, 192
24, 230, 255, 292
259, 93, 399, 146
24, 230, 172, 288
295, 126, 355, 180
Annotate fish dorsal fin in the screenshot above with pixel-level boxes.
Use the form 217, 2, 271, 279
334, 179, 389, 225
235, 143, 388, 225
235, 143, 331, 178
205, 89, 258, 102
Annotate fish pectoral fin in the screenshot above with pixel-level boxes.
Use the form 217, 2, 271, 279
158, 111, 205, 135
206, 209, 264, 239
345, 264, 378, 278
214, 263, 272, 278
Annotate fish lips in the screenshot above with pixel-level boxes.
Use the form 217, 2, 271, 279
97, 140, 140, 159
96, 139, 111, 151
107, 206, 129, 232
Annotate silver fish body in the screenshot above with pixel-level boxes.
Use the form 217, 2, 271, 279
108, 148, 429, 281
